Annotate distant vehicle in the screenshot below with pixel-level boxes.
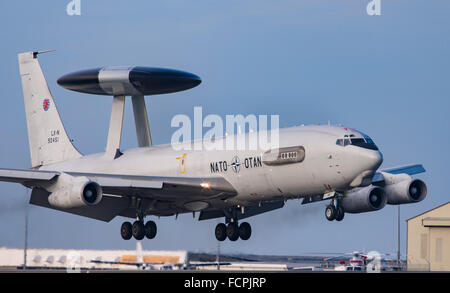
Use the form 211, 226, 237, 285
334, 265, 364, 272
0, 51, 427, 242
327, 251, 391, 272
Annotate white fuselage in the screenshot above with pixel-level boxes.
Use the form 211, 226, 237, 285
40, 125, 383, 207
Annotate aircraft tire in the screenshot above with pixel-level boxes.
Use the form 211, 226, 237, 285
325, 205, 336, 221
226, 223, 239, 241
132, 220, 145, 240
145, 221, 157, 239
335, 206, 345, 221
121, 222, 132, 240
238, 222, 252, 240
215, 223, 227, 241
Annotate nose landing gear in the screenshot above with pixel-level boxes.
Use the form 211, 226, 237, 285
325, 198, 345, 222
325, 205, 336, 221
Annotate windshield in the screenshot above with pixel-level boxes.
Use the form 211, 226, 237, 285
336, 135, 378, 150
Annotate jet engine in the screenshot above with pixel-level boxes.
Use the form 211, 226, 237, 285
47, 174, 103, 209
382, 173, 427, 205
342, 186, 387, 214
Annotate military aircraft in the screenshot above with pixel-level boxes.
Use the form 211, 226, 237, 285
0, 51, 427, 242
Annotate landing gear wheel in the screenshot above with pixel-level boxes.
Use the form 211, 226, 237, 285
132, 221, 145, 240
121, 222, 132, 240
335, 206, 345, 221
145, 221, 157, 239
238, 222, 252, 240
325, 205, 336, 221
215, 223, 227, 241
226, 223, 239, 241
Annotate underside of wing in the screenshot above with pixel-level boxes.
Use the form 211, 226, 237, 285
65, 171, 236, 201
29, 188, 130, 222
199, 200, 285, 222
0, 167, 237, 222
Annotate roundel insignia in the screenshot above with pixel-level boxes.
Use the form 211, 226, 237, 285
231, 156, 241, 173
43, 99, 50, 111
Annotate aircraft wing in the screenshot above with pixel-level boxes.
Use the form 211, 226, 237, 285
0, 168, 237, 222
90, 259, 146, 266
90, 259, 231, 269
199, 200, 285, 221
0, 168, 58, 185
186, 262, 232, 268
372, 164, 426, 185
0, 168, 236, 200
65, 171, 236, 201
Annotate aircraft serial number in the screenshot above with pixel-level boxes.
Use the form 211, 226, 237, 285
48, 137, 59, 143
47, 129, 60, 144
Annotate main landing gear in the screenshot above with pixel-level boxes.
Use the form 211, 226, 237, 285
121, 198, 158, 240
215, 221, 252, 242
325, 198, 345, 222
121, 220, 157, 240
121, 208, 157, 241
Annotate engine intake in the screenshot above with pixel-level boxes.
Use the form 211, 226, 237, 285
342, 186, 387, 214
385, 179, 427, 205
82, 182, 103, 205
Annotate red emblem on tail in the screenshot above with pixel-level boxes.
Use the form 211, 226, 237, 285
43, 99, 50, 111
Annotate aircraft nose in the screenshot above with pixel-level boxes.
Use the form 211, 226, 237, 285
348, 150, 383, 187
364, 150, 383, 171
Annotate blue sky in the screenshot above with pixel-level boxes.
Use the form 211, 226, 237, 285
0, 0, 449, 257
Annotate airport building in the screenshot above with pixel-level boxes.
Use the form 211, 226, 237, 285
407, 202, 450, 271
0, 247, 188, 270
0, 248, 290, 271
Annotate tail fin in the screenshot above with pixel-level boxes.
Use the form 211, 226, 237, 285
18, 51, 82, 168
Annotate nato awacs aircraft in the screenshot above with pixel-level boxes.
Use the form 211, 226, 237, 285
0, 51, 427, 242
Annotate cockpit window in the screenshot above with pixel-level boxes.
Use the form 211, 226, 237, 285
336, 136, 378, 150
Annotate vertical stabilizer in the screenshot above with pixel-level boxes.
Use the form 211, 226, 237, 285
18, 51, 82, 168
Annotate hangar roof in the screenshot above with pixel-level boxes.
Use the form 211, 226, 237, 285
407, 201, 450, 222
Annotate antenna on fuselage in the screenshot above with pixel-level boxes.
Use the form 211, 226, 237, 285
57, 66, 201, 159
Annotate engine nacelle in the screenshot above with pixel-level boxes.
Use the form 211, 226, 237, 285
342, 186, 387, 214
47, 174, 103, 209
382, 174, 427, 205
